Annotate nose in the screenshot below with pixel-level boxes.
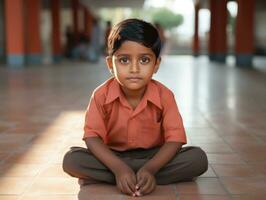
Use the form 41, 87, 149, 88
130, 59, 140, 73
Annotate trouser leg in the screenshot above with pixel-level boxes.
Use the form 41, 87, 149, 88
62, 146, 157, 183
62, 146, 208, 185
117, 146, 208, 184
155, 146, 208, 184
62, 147, 116, 183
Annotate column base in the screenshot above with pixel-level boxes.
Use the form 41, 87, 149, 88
26, 54, 42, 64
7, 55, 25, 67
209, 53, 226, 63
193, 52, 200, 57
0, 48, 4, 63
235, 54, 253, 68
53, 55, 63, 63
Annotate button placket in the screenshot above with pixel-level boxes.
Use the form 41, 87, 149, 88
127, 116, 135, 146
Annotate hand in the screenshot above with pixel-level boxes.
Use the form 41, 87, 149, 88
114, 165, 137, 196
135, 167, 156, 196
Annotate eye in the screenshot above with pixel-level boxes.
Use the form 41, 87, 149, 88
118, 57, 130, 64
140, 56, 150, 64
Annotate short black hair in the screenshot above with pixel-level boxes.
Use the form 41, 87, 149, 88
107, 18, 162, 58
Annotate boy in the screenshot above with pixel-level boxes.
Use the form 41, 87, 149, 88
63, 19, 208, 197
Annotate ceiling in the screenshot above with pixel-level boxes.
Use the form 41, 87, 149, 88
80, 0, 146, 9
42, 0, 266, 12
197, 0, 266, 11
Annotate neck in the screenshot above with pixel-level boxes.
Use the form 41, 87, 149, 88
122, 87, 146, 99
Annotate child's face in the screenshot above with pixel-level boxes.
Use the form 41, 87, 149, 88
106, 41, 160, 94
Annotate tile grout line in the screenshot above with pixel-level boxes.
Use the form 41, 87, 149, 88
17, 133, 72, 200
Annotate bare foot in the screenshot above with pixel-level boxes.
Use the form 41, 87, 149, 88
78, 178, 102, 187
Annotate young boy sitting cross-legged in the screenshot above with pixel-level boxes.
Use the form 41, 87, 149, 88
63, 18, 208, 197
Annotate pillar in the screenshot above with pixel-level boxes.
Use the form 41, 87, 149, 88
193, 1, 200, 57
25, 0, 42, 64
235, 0, 254, 67
84, 7, 93, 41
51, 0, 62, 62
0, 0, 4, 63
4, 0, 25, 66
71, 0, 80, 43
208, 0, 227, 63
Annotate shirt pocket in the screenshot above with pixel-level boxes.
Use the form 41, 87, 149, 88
141, 121, 163, 146
142, 121, 161, 131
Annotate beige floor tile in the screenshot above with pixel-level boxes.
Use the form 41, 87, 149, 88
200, 165, 217, 177
79, 190, 122, 200
0, 152, 10, 161
238, 151, 266, 162
0, 163, 42, 177
20, 195, 77, 200
185, 128, 218, 135
220, 177, 266, 194
0, 196, 18, 200
0, 143, 27, 153
178, 195, 230, 200
212, 164, 262, 177
5, 150, 53, 164
248, 162, 266, 176
26, 177, 79, 195
207, 154, 244, 164
126, 196, 177, 200
175, 178, 227, 195
194, 143, 234, 153
0, 133, 35, 144
51, 153, 65, 164
190, 136, 224, 143
0, 125, 12, 133
232, 194, 266, 200
38, 164, 69, 177
79, 184, 120, 195
0, 177, 32, 195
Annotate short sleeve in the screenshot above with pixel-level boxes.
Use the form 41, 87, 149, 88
83, 94, 107, 143
161, 90, 187, 144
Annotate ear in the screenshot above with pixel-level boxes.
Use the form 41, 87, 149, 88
106, 56, 114, 74
153, 57, 161, 74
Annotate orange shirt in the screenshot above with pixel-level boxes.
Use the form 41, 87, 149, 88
83, 78, 186, 151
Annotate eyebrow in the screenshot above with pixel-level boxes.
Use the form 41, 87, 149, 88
116, 53, 153, 57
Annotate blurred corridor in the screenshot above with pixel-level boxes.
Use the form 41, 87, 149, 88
1, 0, 266, 68
0, 55, 266, 199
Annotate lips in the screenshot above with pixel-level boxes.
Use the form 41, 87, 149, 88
126, 77, 142, 81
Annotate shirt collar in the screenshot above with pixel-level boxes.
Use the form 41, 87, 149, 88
144, 80, 162, 110
105, 78, 120, 105
104, 78, 162, 110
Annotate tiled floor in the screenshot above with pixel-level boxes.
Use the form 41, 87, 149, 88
0, 56, 266, 200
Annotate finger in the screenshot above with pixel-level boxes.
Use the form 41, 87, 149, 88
139, 177, 152, 194
137, 176, 146, 189
120, 180, 129, 195
146, 180, 156, 195
129, 173, 137, 189
117, 181, 123, 193
136, 171, 142, 182
127, 178, 137, 194
132, 174, 137, 186
123, 179, 134, 196
143, 177, 156, 195
126, 182, 136, 196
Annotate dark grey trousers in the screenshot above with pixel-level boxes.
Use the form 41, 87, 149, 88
62, 146, 208, 185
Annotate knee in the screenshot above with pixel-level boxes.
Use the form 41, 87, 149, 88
190, 147, 208, 175
62, 149, 82, 177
